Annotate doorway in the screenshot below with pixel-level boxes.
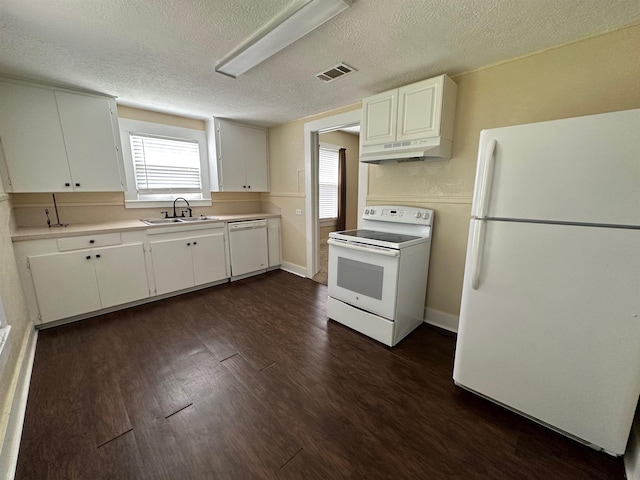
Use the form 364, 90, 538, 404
311, 131, 360, 284
303, 109, 365, 280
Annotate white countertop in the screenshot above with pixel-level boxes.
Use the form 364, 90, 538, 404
11, 213, 281, 242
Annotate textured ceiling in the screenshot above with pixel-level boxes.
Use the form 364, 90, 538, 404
1, 0, 639, 127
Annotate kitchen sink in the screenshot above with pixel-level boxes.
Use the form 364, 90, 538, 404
179, 216, 219, 222
141, 216, 219, 226
141, 218, 183, 225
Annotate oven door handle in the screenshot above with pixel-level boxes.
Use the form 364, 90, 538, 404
327, 239, 399, 257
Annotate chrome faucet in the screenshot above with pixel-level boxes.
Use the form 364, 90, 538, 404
172, 197, 192, 218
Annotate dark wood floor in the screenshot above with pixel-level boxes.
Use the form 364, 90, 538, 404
16, 270, 624, 479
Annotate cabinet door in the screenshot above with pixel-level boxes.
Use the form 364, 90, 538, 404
216, 120, 250, 191
361, 90, 397, 146
93, 244, 149, 308
267, 218, 281, 267
396, 76, 443, 141
0, 82, 72, 192
55, 92, 123, 192
29, 251, 101, 322
216, 119, 268, 192
191, 232, 228, 286
244, 127, 268, 191
150, 238, 194, 295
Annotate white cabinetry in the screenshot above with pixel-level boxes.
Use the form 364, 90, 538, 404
28, 243, 149, 323
0, 80, 124, 192
267, 218, 281, 267
149, 224, 228, 295
207, 118, 268, 192
360, 74, 457, 160
12, 216, 279, 326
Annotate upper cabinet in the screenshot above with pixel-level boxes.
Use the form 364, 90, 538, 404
207, 118, 269, 192
0, 80, 124, 193
360, 74, 457, 162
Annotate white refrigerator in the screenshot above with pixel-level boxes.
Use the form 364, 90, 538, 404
453, 108, 640, 456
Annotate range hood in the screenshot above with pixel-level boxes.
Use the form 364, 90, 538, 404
360, 136, 452, 164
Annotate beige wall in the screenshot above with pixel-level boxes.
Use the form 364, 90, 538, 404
10, 191, 263, 227
268, 23, 640, 318
116, 106, 205, 130
262, 104, 360, 269
0, 192, 32, 455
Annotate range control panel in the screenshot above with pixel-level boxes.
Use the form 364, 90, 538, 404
363, 206, 433, 226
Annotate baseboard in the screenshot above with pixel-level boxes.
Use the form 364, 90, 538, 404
280, 262, 306, 278
424, 308, 459, 333
625, 421, 640, 480
0, 326, 37, 480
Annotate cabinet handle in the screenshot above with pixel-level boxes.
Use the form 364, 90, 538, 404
75, 183, 80, 187
89, 239, 95, 244
96, 254, 101, 259
193, 241, 197, 245
247, 185, 251, 189
86, 255, 91, 260
65, 183, 71, 187
187, 242, 191, 246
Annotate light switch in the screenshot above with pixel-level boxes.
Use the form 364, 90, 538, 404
296, 209, 302, 215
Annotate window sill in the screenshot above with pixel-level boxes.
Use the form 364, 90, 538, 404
125, 198, 212, 209
319, 218, 337, 227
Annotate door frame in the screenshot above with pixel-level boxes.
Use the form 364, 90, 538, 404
303, 108, 364, 278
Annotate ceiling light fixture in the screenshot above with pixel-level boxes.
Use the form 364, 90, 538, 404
215, 0, 352, 78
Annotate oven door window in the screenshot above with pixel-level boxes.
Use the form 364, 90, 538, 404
328, 243, 400, 320
337, 257, 384, 299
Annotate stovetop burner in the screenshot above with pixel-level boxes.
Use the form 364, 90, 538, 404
336, 229, 422, 244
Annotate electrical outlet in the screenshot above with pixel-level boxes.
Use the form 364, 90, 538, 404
295, 209, 302, 215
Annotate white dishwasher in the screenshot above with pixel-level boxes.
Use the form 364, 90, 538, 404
228, 219, 269, 279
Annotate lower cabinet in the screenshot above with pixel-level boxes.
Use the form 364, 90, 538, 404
16, 217, 278, 326
150, 230, 227, 295
28, 243, 149, 322
267, 218, 281, 267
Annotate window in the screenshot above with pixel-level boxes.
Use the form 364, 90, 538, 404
130, 133, 201, 199
119, 118, 211, 208
318, 144, 339, 220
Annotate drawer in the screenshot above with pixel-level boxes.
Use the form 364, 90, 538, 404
57, 232, 122, 251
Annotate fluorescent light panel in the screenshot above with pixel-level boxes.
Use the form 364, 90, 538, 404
215, 0, 352, 78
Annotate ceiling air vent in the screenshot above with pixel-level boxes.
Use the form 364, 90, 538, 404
316, 63, 356, 83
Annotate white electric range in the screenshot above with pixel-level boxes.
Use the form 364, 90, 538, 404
327, 205, 433, 346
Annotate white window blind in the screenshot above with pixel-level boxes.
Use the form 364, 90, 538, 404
319, 145, 339, 220
130, 133, 202, 198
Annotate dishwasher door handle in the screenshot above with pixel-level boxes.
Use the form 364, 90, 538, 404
229, 220, 267, 231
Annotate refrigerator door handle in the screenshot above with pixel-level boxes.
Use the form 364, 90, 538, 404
471, 220, 486, 290
477, 139, 497, 218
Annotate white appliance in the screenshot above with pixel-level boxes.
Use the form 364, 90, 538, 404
228, 219, 268, 279
453, 108, 640, 456
327, 206, 433, 346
